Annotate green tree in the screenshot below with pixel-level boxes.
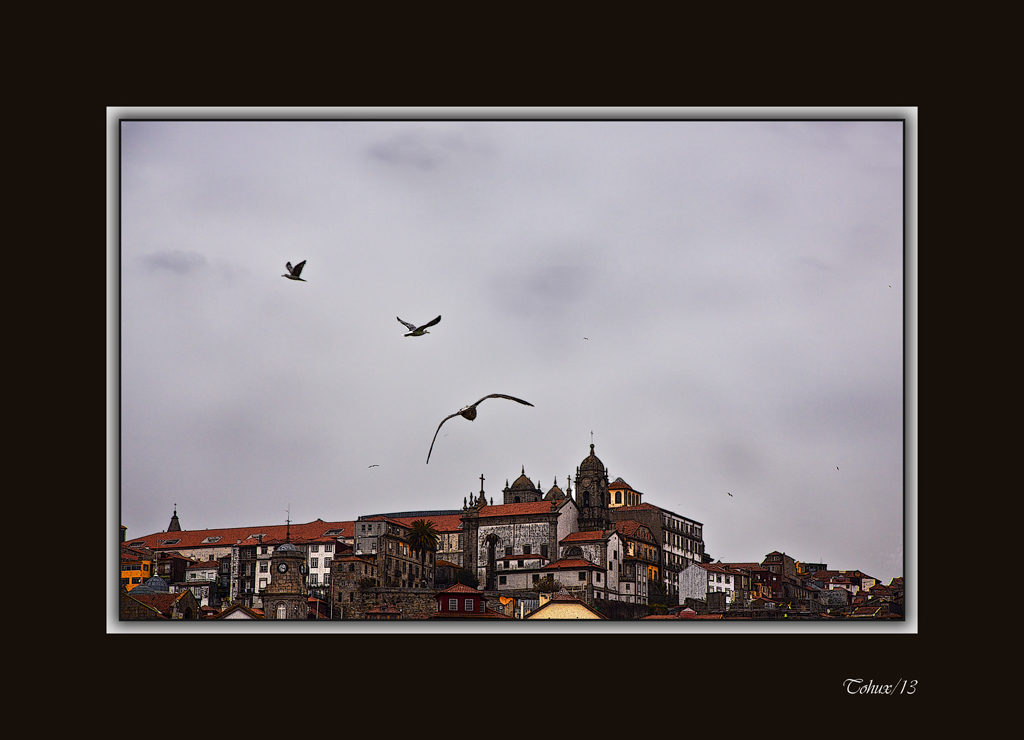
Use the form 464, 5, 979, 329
648, 579, 671, 608
405, 519, 440, 588
532, 575, 564, 593
456, 567, 479, 588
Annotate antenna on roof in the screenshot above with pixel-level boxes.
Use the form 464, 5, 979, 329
285, 504, 291, 542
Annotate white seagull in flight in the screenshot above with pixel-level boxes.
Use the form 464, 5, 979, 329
282, 260, 307, 281
397, 315, 441, 337
427, 394, 534, 463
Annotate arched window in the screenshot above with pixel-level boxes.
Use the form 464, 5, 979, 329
276, 603, 286, 619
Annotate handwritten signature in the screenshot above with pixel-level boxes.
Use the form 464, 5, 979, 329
844, 678, 917, 695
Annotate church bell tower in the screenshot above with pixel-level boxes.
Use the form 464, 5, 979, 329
262, 517, 308, 619
575, 443, 610, 532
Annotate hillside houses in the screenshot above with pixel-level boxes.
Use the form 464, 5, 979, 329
119, 444, 902, 620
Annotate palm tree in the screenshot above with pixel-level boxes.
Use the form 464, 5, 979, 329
405, 519, 440, 588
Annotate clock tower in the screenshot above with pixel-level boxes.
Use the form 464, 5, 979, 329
263, 535, 308, 620
575, 443, 610, 532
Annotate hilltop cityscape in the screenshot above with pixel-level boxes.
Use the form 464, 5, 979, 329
119, 443, 904, 621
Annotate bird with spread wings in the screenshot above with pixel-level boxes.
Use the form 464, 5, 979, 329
397, 315, 441, 337
426, 394, 534, 463
282, 260, 307, 281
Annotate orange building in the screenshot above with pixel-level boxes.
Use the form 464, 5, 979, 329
121, 545, 156, 591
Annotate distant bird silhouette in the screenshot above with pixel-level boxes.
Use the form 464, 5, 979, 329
584, 337, 589, 340
427, 394, 534, 463
727, 492, 733, 497
398, 315, 441, 337
368, 464, 379, 468
282, 260, 307, 281
837, 466, 840, 470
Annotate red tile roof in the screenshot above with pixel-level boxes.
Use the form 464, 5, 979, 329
475, 501, 558, 517
123, 519, 356, 551
187, 560, 219, 569
561, 530, 612, 543
126, 591, 190, 617
436, 582, 483, 595
389, 513, 465, 533
120, 546, 153, 562
543, 558, 601, 570
610, 503, 661, 512
613, 520, 652, 539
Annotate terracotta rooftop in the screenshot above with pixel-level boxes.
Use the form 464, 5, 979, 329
187, 560, 219, 569
474, 501, 560, 517
126, 591, 189, 617
611, 503, 661, 512
389, 513, 465, 533
613, 520, 654, 539
543, 558, 601, 570
120, 546, 153, 561
436, 582, 484, 595
123, 519, 356, 551
561, 530, 613, 543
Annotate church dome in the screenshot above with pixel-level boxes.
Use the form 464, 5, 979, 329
275, 542, 303, 555
544, 481, 565, 501
132, 574, 170, 594
579, 443, 605, 472
510, 467, 538, 492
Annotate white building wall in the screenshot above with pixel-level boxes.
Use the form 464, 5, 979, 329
678, 561, 708, 604
556, 501, 579, 543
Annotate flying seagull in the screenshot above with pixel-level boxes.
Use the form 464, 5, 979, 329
282, 260, 307, 281
427, 394, 534, 463
727, 492, 733, 497
398, 315, 441, 337
368, 464, 379, 468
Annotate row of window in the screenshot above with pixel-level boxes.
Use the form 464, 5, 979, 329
613, 490, 640, 505
497, 571, 594, 586
503, 544, 549, 557
445, 598, 485, 612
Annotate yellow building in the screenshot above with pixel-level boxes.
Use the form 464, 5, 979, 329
526, 590, 606, 619
121, 545, 155, 592
608, 477, 643, 508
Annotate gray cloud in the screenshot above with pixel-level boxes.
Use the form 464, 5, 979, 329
141, 249, 207, 274
117, 117, 910, 586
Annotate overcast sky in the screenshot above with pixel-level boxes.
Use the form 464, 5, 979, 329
115, 111, 911, 585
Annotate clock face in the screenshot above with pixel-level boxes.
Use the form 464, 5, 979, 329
582, 478, 591, 486
277, 562, 288, 573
